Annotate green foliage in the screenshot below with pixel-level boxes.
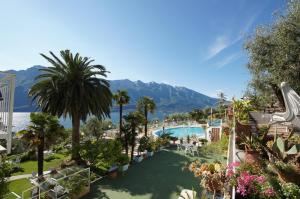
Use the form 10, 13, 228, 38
138, 136, 150, 152
281, 182, 300, 199
44, 154, 60, 162
189, 109, 207, 123
113, 90, 130, 106
166, 113, 190, 122
200, 135, 229, 155
29, 50, 112, 160
79, 139, 123, 174
273, 137, 300, 161
245, 0, 300, 107
137, 96, 156, 135
240, 135, 261, 151
232, 99, 252, 122
82, 117, 112, 140
17, 112, 65, 176
138, 136, 156, 152
0, 155, 12, 198
117, 154, 130, 166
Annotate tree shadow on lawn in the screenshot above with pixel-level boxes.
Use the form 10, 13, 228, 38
85, 149, 206, 199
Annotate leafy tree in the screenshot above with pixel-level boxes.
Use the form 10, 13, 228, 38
137, 96, 156, 136
123, 111, 145, 161
189, 109, 206, 123
245, 0, 300, 108
17, 113, 64, 176
82, 117, 112, 141
29, 50, 112, 161
113, 90, 130, 138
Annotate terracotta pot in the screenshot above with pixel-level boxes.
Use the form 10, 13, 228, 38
108, 170, 118, 179
245, 150, 260, 165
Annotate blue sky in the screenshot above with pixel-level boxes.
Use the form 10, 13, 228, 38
0, 0, 285, 98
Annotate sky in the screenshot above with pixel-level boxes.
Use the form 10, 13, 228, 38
0, 0, 286, 98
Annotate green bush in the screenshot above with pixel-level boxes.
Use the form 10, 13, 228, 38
200, 135, 228, 155
20, 150, 36, 162
0, 155, 12, 198
44, 154, 59, 162
79, 139, 123, 175
117, 154, 130, 166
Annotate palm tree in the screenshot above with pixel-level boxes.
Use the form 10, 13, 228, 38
137, 96, 156, 136
217, 91, 227, 119
123, 111, 144, 161
29, 50, 112, 161
113, 90, 130, 138
17, 113, 64, 177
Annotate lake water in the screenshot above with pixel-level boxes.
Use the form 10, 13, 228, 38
12, 111, 166, 132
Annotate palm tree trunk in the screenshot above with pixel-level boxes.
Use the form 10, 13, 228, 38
130, 128, 136, 162
71, 114, 81, 161
144, 107, 148, 137
119, 104, 123, 138
125, 131, 129, 155
37, 135, 44, 177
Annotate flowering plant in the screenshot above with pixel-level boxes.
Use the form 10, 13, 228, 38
228, 162, 276, 198
188, 161, 228, 196
281, 182, 300, 199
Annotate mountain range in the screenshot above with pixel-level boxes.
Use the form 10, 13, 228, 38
4, 66, 218, 113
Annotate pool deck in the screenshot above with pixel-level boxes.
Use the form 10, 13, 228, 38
84, 147, 226, 199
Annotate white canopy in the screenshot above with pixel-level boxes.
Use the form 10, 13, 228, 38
0, 145, 6, 153
270, 82, 300, 132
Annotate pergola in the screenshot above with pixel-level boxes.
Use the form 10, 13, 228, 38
0, 72, 15, 154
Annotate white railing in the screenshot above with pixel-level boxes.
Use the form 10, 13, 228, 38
0, 72, 15, 154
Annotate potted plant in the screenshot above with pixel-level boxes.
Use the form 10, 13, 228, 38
107, 164, 119, 179
134, 155, 143, 163
240, 135, 261, 165
170, 136, 178, 144
146, 140, 155, 157
270, 136, 300, 185
118, 154, 130, 172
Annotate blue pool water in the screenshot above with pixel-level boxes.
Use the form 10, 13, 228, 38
154, 127, 206, 138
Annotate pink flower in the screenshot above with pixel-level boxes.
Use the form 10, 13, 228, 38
227, 161, 240, 169
256, 176, 266, 184
227, 169, 234, 177
264, 187, 275, 197
236, 185, 247, 196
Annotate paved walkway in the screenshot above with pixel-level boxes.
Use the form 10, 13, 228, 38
7, 171, 51, 182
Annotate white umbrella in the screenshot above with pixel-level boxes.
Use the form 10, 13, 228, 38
270, 82, 300, 132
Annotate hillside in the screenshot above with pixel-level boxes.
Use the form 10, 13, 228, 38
4, 66, 218, 113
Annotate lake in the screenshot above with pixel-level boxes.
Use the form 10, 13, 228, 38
12, 111, 166, 132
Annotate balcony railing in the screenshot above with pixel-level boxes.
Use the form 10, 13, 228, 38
0, 72, 15, 154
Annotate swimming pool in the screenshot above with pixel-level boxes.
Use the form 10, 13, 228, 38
153, 127, 206, 138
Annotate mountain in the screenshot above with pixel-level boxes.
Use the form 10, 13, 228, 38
4, 66, 218, 113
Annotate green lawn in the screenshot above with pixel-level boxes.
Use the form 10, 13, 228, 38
84, 147, 226, 199
7, 178, 33, 198
12, 153, 68, 176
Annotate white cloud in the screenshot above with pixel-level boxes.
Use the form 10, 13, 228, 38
205, 14, 258, 61
205, 36, 230, 60
215, 53, 241, 68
